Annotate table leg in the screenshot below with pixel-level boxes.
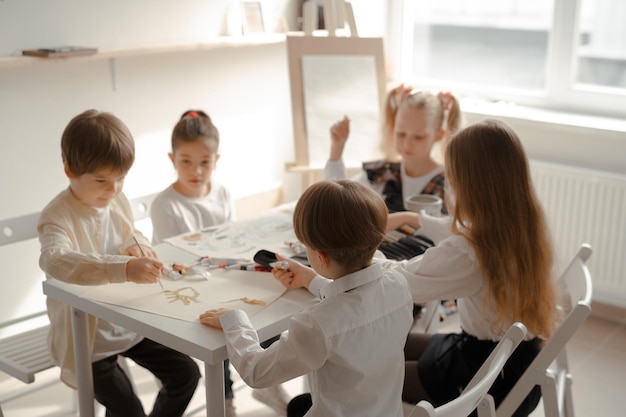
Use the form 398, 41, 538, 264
70, 307, 95, 417
204, 361, 225, 417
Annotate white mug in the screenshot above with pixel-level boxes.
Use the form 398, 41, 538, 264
405, 194, 443, 216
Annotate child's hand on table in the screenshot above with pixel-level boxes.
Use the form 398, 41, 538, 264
386, 211, 420, 232
126, 257, 164, 284
199, 308, 233, 329
271, 253, 316, 289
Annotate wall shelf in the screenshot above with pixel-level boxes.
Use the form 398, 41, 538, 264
0, 34, 286, 69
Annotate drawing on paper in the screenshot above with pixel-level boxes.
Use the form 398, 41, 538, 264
224, 297, 267, 306
164, 287, 200, 305
81, 269, 287, 322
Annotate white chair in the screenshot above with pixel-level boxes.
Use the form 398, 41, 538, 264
408, 322, 528, 417
0, 212, 61, 417
0, 195, 158, 416
496, 244, 593, 417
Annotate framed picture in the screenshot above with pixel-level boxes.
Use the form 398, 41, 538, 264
241, 1, 265, 34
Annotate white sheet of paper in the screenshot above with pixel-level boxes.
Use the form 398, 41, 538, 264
301, 55, 381, 167
165, 209, 298, 259
82, 269, 287, 322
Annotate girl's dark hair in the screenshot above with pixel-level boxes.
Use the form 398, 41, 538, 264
171, 109, 219, 152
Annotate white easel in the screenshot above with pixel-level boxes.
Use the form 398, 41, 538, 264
302, 0, 358, 37
286, 1, 389, 193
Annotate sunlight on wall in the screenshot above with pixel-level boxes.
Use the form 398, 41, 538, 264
125, 129, 175, 200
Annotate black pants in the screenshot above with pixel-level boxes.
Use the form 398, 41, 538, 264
418, 332, 542, 417
287, 393, 313, 417
92, 338, 200, 417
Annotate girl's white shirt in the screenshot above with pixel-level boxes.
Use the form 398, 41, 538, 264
150, 182, 235, 245
376, 234, 537, 341
324, 158, 451, 241
325, 160, 531, 340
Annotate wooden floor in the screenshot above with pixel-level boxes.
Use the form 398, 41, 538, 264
1, 309, 625, 417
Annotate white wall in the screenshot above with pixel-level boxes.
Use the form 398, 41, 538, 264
0, 0, 301, 219
0, 0, 299, 324
2, 0, 623, 325
463, 107, 626, 176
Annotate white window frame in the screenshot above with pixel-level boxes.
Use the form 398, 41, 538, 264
386, 0, 626, 120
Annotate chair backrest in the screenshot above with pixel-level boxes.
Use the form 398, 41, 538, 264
0, 212, 48, 336
409, 322, 528, 417
495, 244, 593, 417
0, 212, 40, 247
559, 244, 593, 314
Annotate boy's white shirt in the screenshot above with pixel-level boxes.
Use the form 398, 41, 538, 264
219, 263, 413, 417
91, 206, 143, 361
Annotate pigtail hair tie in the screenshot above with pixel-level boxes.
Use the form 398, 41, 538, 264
437, 92, 454, 132
185, 111, 199, 118
437, 92, 453, 112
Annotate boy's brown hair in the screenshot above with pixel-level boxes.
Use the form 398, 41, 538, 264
61, 109, 135, 176
293, 179, 388, 270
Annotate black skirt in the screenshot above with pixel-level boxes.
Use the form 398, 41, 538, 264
417, 331, 542, 417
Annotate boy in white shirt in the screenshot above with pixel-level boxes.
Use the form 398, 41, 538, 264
38, 109, 200, 417
200, 179, 414, 417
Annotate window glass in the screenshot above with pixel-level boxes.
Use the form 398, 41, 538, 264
575, 0, 626, 90
410, 0, 554, 91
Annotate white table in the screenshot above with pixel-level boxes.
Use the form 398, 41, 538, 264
42, 242, 318, 417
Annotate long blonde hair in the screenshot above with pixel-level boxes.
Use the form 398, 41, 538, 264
445, 119, 557, 339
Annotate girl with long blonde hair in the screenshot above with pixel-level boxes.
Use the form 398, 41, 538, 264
399, 119, 557, 416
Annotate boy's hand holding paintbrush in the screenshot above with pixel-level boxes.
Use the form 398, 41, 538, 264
123, 235, 164, 286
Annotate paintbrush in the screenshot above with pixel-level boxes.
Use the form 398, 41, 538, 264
132, 235, 164, 290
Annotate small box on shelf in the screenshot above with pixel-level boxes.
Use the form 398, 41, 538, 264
22, 46, 98, 58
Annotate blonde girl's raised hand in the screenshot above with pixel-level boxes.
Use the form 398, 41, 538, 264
390, 83, 414, 110
126, 257, 164, 284
329, 116, 350, 161
199, 308, 232, 329
271, 253, 316, 289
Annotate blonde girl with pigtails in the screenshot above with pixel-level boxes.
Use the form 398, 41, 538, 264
325, 86, 464, 320
326, 85, 463, 214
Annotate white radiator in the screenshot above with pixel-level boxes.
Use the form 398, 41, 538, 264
529, 160, 626, 308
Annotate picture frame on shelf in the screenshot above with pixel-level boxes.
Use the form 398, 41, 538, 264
241, 1, 265, 34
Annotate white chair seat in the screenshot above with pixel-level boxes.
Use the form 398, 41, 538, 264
408, 322, 528, 417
